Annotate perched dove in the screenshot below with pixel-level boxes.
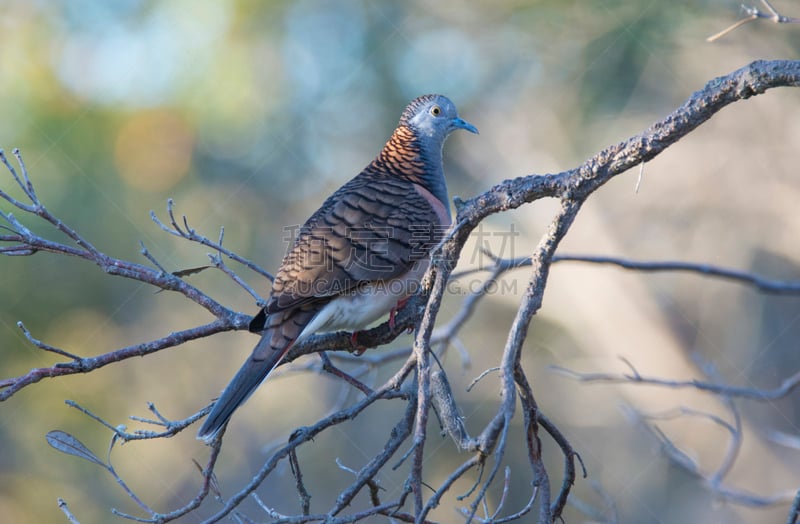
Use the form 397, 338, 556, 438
198, 94, 477, 441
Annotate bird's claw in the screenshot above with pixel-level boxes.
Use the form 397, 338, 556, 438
350, 331, 368, 355
389, 296, 411, 330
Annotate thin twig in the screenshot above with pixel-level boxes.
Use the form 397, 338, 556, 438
0, 319, 244, 401
289, 449, 312, 515
17, 321, 82, 360
787, 489, 800, 524
708, 0, 800, 42
57, 498, 81, 524
150, 199, 274, 281
551, 363, 800, 401
553, 255, 800, 295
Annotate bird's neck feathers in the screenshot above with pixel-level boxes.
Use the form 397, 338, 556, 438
373, 125, 449, 207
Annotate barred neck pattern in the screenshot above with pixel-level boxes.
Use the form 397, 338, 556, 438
370, 125, 448, 208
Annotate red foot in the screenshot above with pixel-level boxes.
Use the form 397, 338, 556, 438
389, 296, 411, 330
350, 331, 367, 356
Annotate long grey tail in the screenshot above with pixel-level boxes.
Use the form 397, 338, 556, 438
196, 334, 293, 442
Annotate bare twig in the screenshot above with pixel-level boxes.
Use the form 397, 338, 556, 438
562, 354, 795, 510
328, 401, 415, 517
626, 406, 796, 507
553, 255, 800, 295
66, 400, 211, 440
708, 0, 800, 42
319, 352, 374, 396
289, 449, 312, 515
788, 489, 800, 524
0, 319, 245, 401
150, 199, 274, 281
208, 251, 266, 303
457, 253, 800, 296
202, 358, 416, 523
551, 362, 800, 401
57, 498, 81, 524
17, 321, 81, 360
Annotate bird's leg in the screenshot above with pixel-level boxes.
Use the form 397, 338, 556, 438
389, 296, 411, 331
350, 331, 368, 355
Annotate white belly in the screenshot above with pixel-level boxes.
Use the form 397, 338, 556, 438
299, 287, 398, 339
295, 263, 428, 342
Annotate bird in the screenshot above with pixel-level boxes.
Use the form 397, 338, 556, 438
197, 94, 478, 442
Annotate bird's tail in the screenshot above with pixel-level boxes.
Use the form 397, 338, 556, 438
197, 305, 319, 442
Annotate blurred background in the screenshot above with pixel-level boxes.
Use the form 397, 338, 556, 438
1, 1, 799, 522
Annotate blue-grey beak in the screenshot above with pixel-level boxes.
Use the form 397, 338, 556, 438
452, 117, 479, 135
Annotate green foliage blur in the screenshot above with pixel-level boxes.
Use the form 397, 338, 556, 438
1, 1, 799, 523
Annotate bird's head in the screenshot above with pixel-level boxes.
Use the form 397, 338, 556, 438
400, 94, 478, 141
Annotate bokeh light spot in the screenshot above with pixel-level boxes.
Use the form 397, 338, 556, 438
114, 110, 194, 191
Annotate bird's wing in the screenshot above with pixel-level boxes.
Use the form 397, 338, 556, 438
262, 174, 448, 316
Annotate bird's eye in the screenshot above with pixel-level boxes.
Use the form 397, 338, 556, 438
430, 105, 441, 116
